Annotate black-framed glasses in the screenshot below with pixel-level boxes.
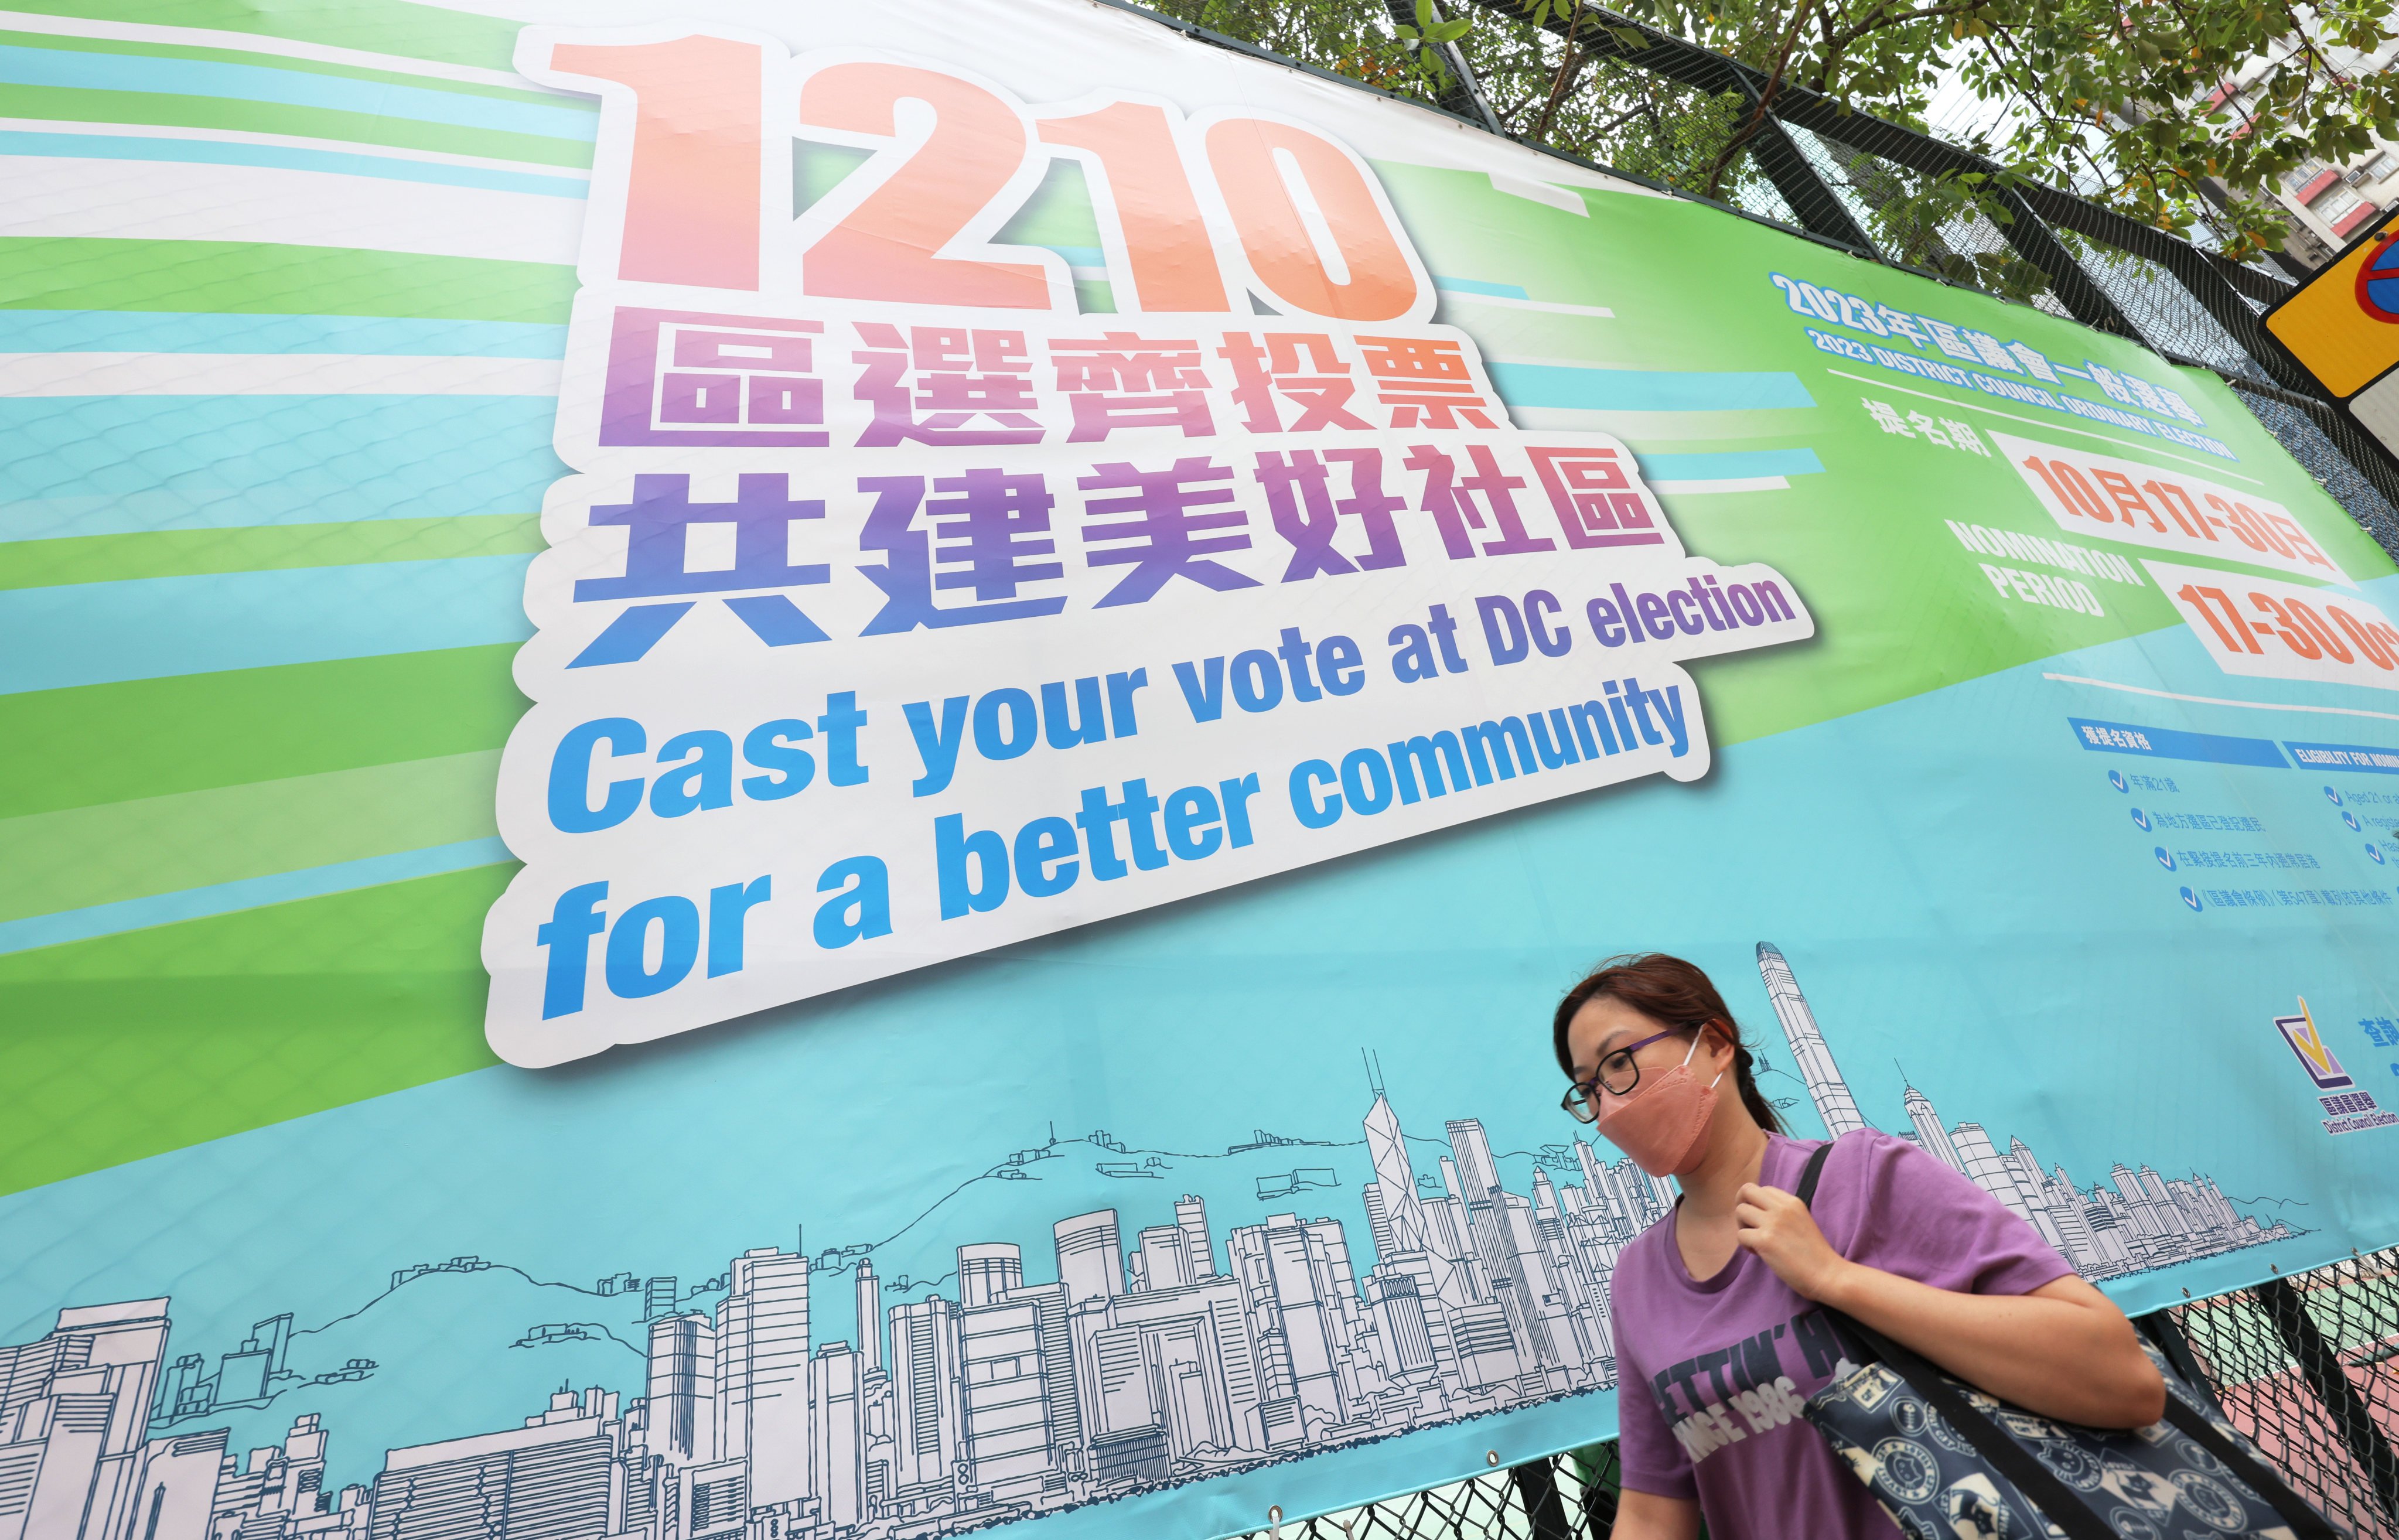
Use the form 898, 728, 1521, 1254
1559, 1027, 1690, 1122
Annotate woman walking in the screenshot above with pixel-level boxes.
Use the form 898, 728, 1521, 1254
1556, 952, 2165, 1540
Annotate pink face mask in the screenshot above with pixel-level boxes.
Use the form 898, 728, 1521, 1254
1594, 1032, 1724, 1178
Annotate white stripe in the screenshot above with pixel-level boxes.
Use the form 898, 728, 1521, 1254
1507, 406, 1810, 440
2042, 673, 2399, 723
0, 155, 583, 264
1272, 145, 1350, 288
0, 351, 563, 396
0, 7, 558, 93
0, 117, 591, 181
1487, 172, 1599, 214
1442, 292, 1614, 317
1650, 476, 1791, 494
1819, 367, 2266, 486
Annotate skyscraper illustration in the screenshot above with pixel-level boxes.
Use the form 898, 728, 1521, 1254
1903, 1078, 1965, 1172
1753, 941, 2275, 1282
855, 1259, 883, 1378
1756, 942, 1872, 1136
1053, 1211, 1123, 1310
1173, 1194, 1216, 1282
646, 1311, 718, 1466
720, 1242, 810, 1506
1948, 1122, 2044, 1233
2, 943, 2294, 1540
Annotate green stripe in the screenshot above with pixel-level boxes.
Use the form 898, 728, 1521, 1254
0, 863, 509, 1199
0, 238, 575, 319
0, 642, 525, 820
0, 513, 545, 590
12, 0, 524, 73
0, 81, 593, 166
0, 25, 592, 107
2, 749, 501, 921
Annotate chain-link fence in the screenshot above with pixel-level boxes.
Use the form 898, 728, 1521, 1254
1118, 0, 2399, 565
1232, 1247, 2399, 1539
2165, 1252, 2399, 1540
1238, 1443, 1617, 1539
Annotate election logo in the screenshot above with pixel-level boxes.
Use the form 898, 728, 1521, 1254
2274, 998, 2353, 1090
2131, 807, 2152, 831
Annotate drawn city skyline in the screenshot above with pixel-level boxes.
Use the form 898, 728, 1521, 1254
1, 941, 2298, 1540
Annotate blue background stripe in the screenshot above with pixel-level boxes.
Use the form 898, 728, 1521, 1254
0, 837, 514, 955
0, 554, 535, 692
2284, 740, 2399, 774
1640, 446, 1823, 477
2067, 718, 2289, 768
0, 397, 562, 541
0, 309, 571, 355
0, 128, 590, 196
1488, 360, 1817, 411
0, 310, 569, 356
1434, 276, 1533, 298
0, 43, 597, 140
1636, 448, 1826, 480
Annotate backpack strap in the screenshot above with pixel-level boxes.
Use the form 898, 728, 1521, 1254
1794, 1140, 1834, 1207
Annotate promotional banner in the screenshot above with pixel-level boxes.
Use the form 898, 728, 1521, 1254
3, 3, 2397, 1540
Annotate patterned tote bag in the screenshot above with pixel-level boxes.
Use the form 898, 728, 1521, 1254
1789, 1143, 2347, 1540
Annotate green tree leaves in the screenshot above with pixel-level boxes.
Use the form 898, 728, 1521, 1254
1141, 0, 2399, 271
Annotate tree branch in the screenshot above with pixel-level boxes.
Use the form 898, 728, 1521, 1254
1819, 0, 1980, 58
1532, 0, 1589, 142
1701, 0, 1817, 199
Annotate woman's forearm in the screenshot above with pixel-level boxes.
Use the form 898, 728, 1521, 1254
1612, 1488, 1701, 1540
1818, 1265, 2166, 1428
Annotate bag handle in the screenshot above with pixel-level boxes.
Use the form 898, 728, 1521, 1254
2130, 1311, 2340, 1535
2156, 1390, 2345, 1539
1790, 1141, 2342, 1540
1791, 1142, 2115, 1540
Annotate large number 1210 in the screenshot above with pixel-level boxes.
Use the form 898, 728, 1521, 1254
533, 33, 1428, 322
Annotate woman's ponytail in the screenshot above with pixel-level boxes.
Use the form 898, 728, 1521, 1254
1725, 1039, 1784, 1138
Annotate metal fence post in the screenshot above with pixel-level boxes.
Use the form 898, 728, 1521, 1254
1572, 1447, 1620, 1537
1457, 0, 1878, 253
1741, 108, 1881, 254
2256, 1274, 2399, 1525
2135, 1309, 2236, 1423
1380, 0, 1507, 133
1985, 187, 2139, 339
1509, 1457, 1577, 1539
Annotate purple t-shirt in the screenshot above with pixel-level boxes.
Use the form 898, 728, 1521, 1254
1610, 1130, 2074, 1540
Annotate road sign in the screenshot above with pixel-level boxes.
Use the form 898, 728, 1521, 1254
2264, 203, 2399, 459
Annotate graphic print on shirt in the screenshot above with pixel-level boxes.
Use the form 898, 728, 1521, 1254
1656, 1306, 1869, 1462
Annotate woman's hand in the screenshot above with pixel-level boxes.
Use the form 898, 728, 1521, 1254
1733, 1182, 1854, 1302
1736, 1183, 2165, 1429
